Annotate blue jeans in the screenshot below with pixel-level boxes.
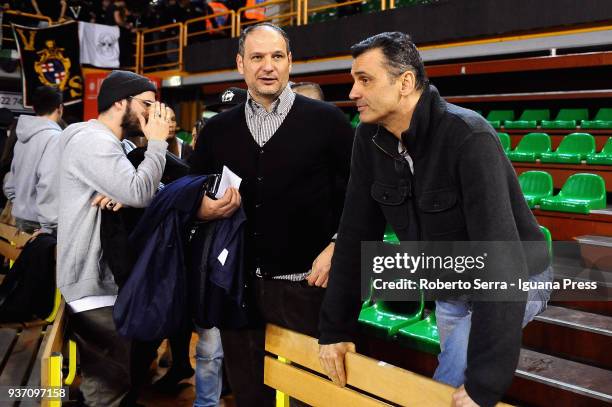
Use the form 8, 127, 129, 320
433, 266, 553, 387
194, 326, 224, 407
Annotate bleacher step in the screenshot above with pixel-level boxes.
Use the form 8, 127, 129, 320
512, 348, 612, 406
523, 305, 612, 369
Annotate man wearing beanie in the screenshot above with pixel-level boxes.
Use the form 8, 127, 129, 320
56, 70, 171, 407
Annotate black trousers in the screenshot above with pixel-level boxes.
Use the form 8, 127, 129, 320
220, 278, 326, 407
69, 307, 131, 407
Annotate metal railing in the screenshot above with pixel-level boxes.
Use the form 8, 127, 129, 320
119, 30, 142, 73
139, 22, 184, 73
184, 10, 236, 46
1, 10, 52, 50
236, 0, 301, 34
303, 0, 386, 24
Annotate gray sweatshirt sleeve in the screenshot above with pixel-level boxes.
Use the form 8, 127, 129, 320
36, 135, 59, 234
70, 134, 167, 208
3, 162, 16, 202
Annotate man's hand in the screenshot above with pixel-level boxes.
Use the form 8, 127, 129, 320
307, 242, 334, 287
197, 188, 241, 221
137, 102, 171, 142
91, 194, 124, 212
452, 385, 480, 407
318, 342, 356, 387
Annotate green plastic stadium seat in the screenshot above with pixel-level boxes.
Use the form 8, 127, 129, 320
486, 110, 514, 129
497, 132, 511, 152
539, 173, 606, 214
505, 109, 550, 129
581, 108, 612, 129
397, 311, 440, 354
539, 225, 552, 255
540, 133, 595, 164
506, 133, 551, 162
541, 108, 589, 129
519, 171, 553, 208
350, 114, 360, 129
586, 137, 612, 165
383, 224, 400, 245
358, 300, 424, 337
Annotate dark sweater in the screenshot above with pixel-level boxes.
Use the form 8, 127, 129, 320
319, 85, 550, 407
190, 94, 354, 278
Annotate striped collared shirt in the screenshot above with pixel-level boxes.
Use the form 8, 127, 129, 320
245, 86, 307, 281
245, 85, 296, 147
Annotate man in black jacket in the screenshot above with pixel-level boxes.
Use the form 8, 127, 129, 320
318, 32, 553, 407
189, 23, 354, 406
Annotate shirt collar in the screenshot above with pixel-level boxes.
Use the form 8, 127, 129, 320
246, 85, 295, 116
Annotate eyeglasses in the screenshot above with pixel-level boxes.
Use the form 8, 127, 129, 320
128, 96, 155, 107
371, 125, 411, 163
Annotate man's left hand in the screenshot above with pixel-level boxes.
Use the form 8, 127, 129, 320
91, 194, 124, 212
452, 385, 479, 407
307, 242, 334, 287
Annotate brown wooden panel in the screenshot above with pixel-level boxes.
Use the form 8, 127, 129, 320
0, 326, 42, 386
0, 224, 31, 248
427, 51, 612, 78
533, 210, 612, 240
509, 134, 611, 151
447, 90, 612, 103
553, 300, 612, 316
0, 241, 21, 262
513, 162, 612, 191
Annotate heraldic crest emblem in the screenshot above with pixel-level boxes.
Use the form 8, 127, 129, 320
34, 40, 71, 90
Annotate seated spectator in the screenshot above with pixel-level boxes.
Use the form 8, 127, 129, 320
290, 81, 325, 100
31, 0, 67, 22
3, 86, 63, 235
166, 107, 194, 161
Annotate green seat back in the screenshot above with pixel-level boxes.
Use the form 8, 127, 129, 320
497, 132, 510, 151
517, 109, 550, 121
600, 137, 612, 154
539, 225, 553, 255
554, 108, 589, 121
559, 173, 606, 201
519, 171, 553, 196
514, 133, 551, 153
487, 110, 514, 122
554, 133, 596, 155
593, 108, 612, 121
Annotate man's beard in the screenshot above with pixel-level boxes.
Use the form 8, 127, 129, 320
120, 101, 143, 138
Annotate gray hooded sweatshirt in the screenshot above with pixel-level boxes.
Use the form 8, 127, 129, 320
3, 115, 62, 234
57, 119, 167, 303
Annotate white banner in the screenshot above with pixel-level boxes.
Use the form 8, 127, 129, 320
78, 22, 120, 68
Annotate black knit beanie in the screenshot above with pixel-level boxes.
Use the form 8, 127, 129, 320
97, 70, 157, 113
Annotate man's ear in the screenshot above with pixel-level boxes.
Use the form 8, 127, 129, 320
400, 71, 416, 96
236, 53, 244, 75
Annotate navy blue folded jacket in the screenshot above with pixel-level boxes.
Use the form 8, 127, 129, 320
113, 175, 247, 340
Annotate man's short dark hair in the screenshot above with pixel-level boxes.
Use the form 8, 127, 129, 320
238, 22, 291, 56
290, 82, 324, 100
32, 86, 63, 116
350, 32, 428, 90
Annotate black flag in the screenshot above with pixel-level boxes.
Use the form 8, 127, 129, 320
13, 21, 83, 107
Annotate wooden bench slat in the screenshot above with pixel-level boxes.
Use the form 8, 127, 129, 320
0, 326, 43, 386
0, 328, 18, 369
0, 223, 31, 248
264, 356, 390, 407
265, 324, 513, 407
0, 240, 22, 262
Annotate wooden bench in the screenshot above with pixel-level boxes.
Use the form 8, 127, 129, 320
0, 223, 73, 406
264, 324, 512, 407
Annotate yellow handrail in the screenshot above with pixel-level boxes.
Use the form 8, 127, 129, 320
185, 10, 237, 43
236, 0, 300, 33
303, 0, 387, 24
139, 22, 184, 73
